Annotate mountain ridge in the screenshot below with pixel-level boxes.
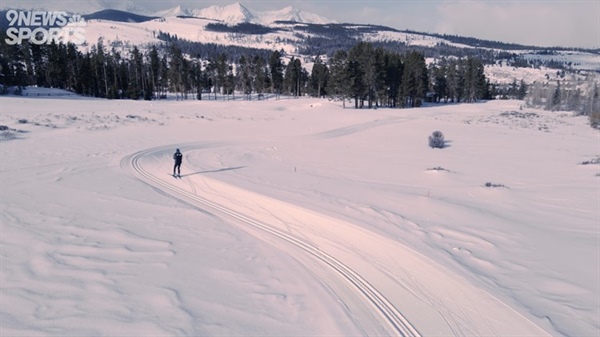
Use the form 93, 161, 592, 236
0, 1, 333, 26
158, 2, 332, 26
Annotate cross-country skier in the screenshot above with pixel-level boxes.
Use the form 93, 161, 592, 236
173, 148, 182, 177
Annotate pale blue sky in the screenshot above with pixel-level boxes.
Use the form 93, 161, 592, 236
258, 0, 599, 49
4, 0, 599, 48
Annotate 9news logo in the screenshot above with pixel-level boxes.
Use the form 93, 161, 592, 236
4, 9, 87, 45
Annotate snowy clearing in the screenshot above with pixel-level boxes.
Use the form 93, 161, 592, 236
1, 89, 598, 336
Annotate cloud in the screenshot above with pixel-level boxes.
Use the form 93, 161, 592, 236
434, 1, 599, 48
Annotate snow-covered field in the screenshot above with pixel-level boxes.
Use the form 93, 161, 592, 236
1, 89, 598, 336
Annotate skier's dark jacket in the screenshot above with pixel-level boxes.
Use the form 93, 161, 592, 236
174, 150, 182, 164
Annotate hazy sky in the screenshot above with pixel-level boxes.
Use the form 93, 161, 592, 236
249, 0, 599, 49
4, 0, 599, 49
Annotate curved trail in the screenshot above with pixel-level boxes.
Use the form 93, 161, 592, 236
122, 145, 421, 336
121, 144, 551, 337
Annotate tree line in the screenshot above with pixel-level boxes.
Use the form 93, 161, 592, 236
0, 32, 493, 108
525, 75, 600, 128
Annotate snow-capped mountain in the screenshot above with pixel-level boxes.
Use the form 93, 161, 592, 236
153, 5, 193, 18
263, 6, 331, 25
154, 3, 333, 25
0, 0, 332, 26
190, 3, 257, 24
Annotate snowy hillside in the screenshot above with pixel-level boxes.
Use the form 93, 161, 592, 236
76, 11, 599, 85
80, 15, 302, 55
1, 89, 598, 336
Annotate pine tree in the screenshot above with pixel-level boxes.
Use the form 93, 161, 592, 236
309, 55, 328, 98
284, 57, 303, 97
401, 51, 428, 107
191, 57, 203, 100
549, 81, 561, 111
168, 44, 184, 100
587, 82, 599, 127
357, 42, 377, 108
237, 54, 253, 99
128, 46, 144, 99
430, 60, 447, 103
444, 59, 457, 102
215, 53, 229, 97
269, 50, 284, 98
371, 47, 387, 108
326, 49, 350, 107
9, 43, 28, 89
463, 57, 485, 102
159, 54, 169, 99
180, 55, 191, 100
252, 54, 268, 97
517, 79, 527, 100
347, 43, 368, 108
148, 46, 160, 99
224, 64, 235, 98
66, 43, 80, 92
383, 51, 402, 107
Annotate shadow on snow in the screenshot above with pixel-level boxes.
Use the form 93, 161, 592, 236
179, 166, 247, 178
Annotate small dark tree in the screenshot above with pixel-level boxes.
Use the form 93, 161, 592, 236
549, 81, 561, 111
517, 79, 528, 100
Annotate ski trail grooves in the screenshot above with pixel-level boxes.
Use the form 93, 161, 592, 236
123, 147, 421, 336
122, 146, 551, 337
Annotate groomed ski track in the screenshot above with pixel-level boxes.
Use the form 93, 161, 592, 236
122, 144, 551, 337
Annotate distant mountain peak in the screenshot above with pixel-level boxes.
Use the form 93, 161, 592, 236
0, 1, 333, 25
189, 2, 331, 25
267, 5, 331, 24
154, 5, 193, 18
193, 2, 255, 24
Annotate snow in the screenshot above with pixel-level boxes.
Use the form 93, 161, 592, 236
80, 16, 301, 56
153, 5, 193, 19
362, 30, 473, 49
522, 51, 600, 71
183, 3, 332, 26
1, 88, 598, 336
484, 63, 560, 85
192, 3, 256, 26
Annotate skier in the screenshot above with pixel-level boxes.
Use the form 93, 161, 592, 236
173, 148, 182, 177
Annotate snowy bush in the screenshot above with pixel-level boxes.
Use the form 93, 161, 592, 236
428, 131, 445, 148
578, 157, 600, 165
426, 166, 449, 171
0, 130, 16, 140
0, 125, 17, 140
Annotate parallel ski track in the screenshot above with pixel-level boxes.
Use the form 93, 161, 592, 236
124, 147, 421, 337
